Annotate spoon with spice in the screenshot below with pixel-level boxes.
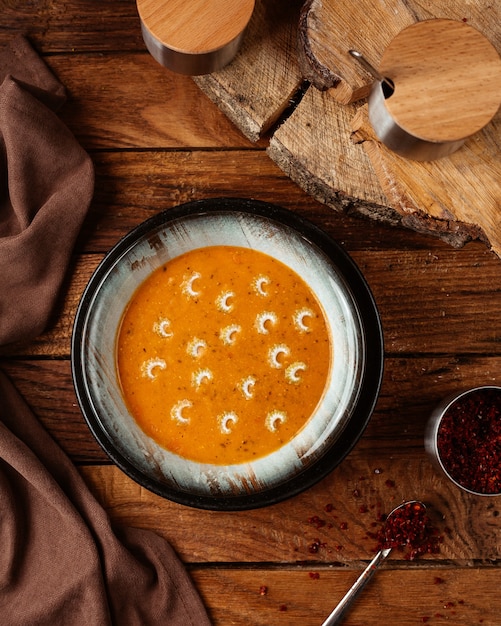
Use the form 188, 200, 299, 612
321, 500, 429, 625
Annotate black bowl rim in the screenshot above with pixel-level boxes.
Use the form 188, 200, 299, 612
71, 198, 384, 510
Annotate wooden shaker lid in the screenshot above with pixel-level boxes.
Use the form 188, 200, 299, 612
137, 0, 255, 75
379, 19, 501, 143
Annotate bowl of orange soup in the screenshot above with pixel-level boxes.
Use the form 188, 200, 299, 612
72, 198, 383, 510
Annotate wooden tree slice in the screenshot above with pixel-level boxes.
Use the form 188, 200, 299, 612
193, 0, 305, 141
297, 0, 415, 104
352, 105, 501, 255
190, 0, 501, 256
296, 0, 501, 255
298, 0, 501, 104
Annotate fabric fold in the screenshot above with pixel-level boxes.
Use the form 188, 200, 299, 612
0, 35, 93, 345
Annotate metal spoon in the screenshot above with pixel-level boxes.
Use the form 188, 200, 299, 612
321, 500, 426, 626
348, 49, 395, 94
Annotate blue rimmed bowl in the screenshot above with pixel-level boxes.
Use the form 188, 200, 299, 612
71, 198, 383, 510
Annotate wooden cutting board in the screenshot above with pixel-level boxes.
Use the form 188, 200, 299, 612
193, 0, 501, 257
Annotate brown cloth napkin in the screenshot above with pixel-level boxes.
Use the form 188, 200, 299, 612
0, 36, 212, 625
0, 370, 211, 625
0, 35, 93, 345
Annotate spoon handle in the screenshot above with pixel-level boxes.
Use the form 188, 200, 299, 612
321, 547, 392, 625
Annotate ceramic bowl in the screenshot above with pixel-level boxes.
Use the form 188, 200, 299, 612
71, 198, 384, 510
425, 386, 501, 496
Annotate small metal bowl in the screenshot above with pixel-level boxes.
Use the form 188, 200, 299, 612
425, 386, 501, 496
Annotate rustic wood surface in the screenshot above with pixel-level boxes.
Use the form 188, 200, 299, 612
1, 1, 501, 625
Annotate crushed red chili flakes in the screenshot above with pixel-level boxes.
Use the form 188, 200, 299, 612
307, 515, 326, 529
308, 571, 320, 579
372, 501, 442, 560
308, 538, 326, 554
259, 585, 268, 596
437, 388, 501, 494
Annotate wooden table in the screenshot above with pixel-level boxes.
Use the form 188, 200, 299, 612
1, 2, 501, 624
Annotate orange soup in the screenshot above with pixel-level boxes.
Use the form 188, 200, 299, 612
116, 245, 331, 464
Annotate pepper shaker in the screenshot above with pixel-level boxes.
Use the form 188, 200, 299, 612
137, 0, 255, 75
367, 19, 501, 161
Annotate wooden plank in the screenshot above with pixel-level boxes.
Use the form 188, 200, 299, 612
193, 0, 305, 141
45, 54, 254, 150
192, 568, 501, 625
352, 248, 501, 355
79, 459, 501, 564
2, 355, 501, 462
83, 150, 441, 254
0, 0, 144, 53
1, 242, 499, 359
0, 360, 106, 462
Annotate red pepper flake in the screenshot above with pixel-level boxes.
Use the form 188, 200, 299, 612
375, 501, 441, 560
309, 572, 320, 579
385, 479, 396, 488
433, 576, 445, 585
324, 503, 334, 513
339, 521, 348, 530
352, 489, 361, 497
259, 586, 268, 596
308, 515, 326, 529
444, 601, 455, 609
308, 539, 326, 554
359, 504, 369, 513
422, 617, 430, 623
437, 388, 501, 494
279, 604, 287, 612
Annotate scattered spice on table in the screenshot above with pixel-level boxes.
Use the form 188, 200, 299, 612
307, 515, 326, 529
437, 387, 501, 494
308, 538, 326, 554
